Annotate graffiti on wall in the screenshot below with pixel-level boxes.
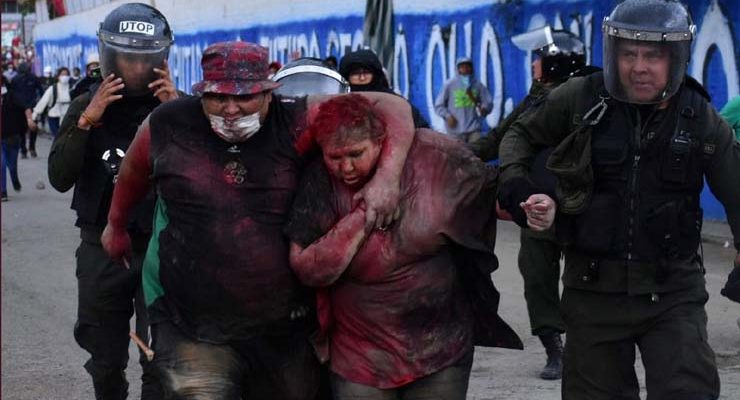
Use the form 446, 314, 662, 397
34, 0, 740, 219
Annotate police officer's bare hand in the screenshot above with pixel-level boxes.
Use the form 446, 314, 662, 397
520, 194, 556, 231
446, 115, 457, 128
101, 223, 132, 269
85, 73, 125, 122
149, 59, 178, 103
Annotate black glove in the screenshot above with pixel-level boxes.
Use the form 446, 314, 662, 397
720, 266, 740, 303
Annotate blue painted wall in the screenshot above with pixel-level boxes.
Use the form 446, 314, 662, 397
34, 0, 740, 220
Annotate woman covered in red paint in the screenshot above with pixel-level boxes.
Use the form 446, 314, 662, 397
285, 94, 541, 399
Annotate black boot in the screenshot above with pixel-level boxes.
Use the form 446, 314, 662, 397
538, 332, 563, 380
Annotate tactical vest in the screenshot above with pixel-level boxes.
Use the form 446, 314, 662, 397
71, 90, 159, 234
558, 74, 715, 289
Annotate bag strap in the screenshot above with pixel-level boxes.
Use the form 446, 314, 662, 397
50, 83, 58, 110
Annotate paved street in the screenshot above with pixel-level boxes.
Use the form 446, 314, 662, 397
2, 136, 740, 399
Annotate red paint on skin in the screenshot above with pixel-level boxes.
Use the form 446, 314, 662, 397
296, 94, 386, 156
292, 99, 485, 388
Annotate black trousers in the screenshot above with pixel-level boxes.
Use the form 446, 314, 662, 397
74, 239, 162, 400
20, 128, 37, 155
517, 228, 565, 335
561, 284, 720, 400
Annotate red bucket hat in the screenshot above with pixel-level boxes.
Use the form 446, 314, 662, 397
192, 41, 281, 96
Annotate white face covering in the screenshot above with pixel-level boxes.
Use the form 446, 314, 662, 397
208, 112, 262, 143
58, 75, 70, 84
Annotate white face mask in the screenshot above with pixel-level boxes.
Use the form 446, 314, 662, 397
208, 112, 262, 143
58, 75, 70, 84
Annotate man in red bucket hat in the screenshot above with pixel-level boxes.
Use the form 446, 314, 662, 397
101, 41, 415, 399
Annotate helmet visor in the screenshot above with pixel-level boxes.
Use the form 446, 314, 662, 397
273, 66, 349, 96
603, 35, 690, 104
99, 40, 168, 96
512, 26, 554, 52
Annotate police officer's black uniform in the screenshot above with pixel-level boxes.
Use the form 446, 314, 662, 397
48, 4, 173, 399
498, 1, 739, 399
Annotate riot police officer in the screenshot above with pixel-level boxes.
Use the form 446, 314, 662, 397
472, 26, 589, 381
498, 1, 740, 398
48, 3, 177, 399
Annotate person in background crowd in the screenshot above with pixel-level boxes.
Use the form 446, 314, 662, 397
70, 53, 102, 100
325, 55, 338, 70
268, 61, 282, 79
47, 3, 177, 399
32, 67, 72, 138
70, 66, 82, 86
339, 48, 429, 128
3, 62, 17, 82
471, 26, 592, 381
41, 65, 54, 88
1, 74, 25, 201
435, 57, 492, 143
286, 93, 527, 400
498, 1, 740, 398
8, 62, 43, 159
101, 40, 415, 399
720, 95, 740, 140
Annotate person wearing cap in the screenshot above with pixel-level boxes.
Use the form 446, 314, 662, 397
434, 57, 492, 143
339, 48, 429, 128
101, 41, 415, 399
47, 3, 177, 399
70, 53, 102, 100
498, 1, 740, 398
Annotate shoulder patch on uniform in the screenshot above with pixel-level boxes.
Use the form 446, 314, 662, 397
703, 143, 716, 155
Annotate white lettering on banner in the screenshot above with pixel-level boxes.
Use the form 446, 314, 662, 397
479, 21, 504, 128
425, 24, 448, 130
40, 43, 83, 73
326, 30, 341, 57
393, 24, 409, 98
119, 21, 155, 36
259, 29, 363, 64
169, 43, 205, 95
38, 3, 737, 119
690, 0, 739, 99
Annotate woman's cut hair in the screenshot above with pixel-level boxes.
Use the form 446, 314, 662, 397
297, 93, 387, 155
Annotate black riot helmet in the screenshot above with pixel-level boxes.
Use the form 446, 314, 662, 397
97, 3, 173, 96
602, 0, 695, 104
512, 26, 586, 83
272, 57, 349, 97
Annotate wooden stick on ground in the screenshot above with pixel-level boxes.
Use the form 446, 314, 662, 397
129, 331, 155, 361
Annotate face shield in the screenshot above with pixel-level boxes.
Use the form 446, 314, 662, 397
512, 26, 556, 55
272, 65, 350, 97
602, 20, 694, 104
98, 29, 171, 96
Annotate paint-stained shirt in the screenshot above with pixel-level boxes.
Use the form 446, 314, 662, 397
145, 95, 311, 342
286, 129, 500, 388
